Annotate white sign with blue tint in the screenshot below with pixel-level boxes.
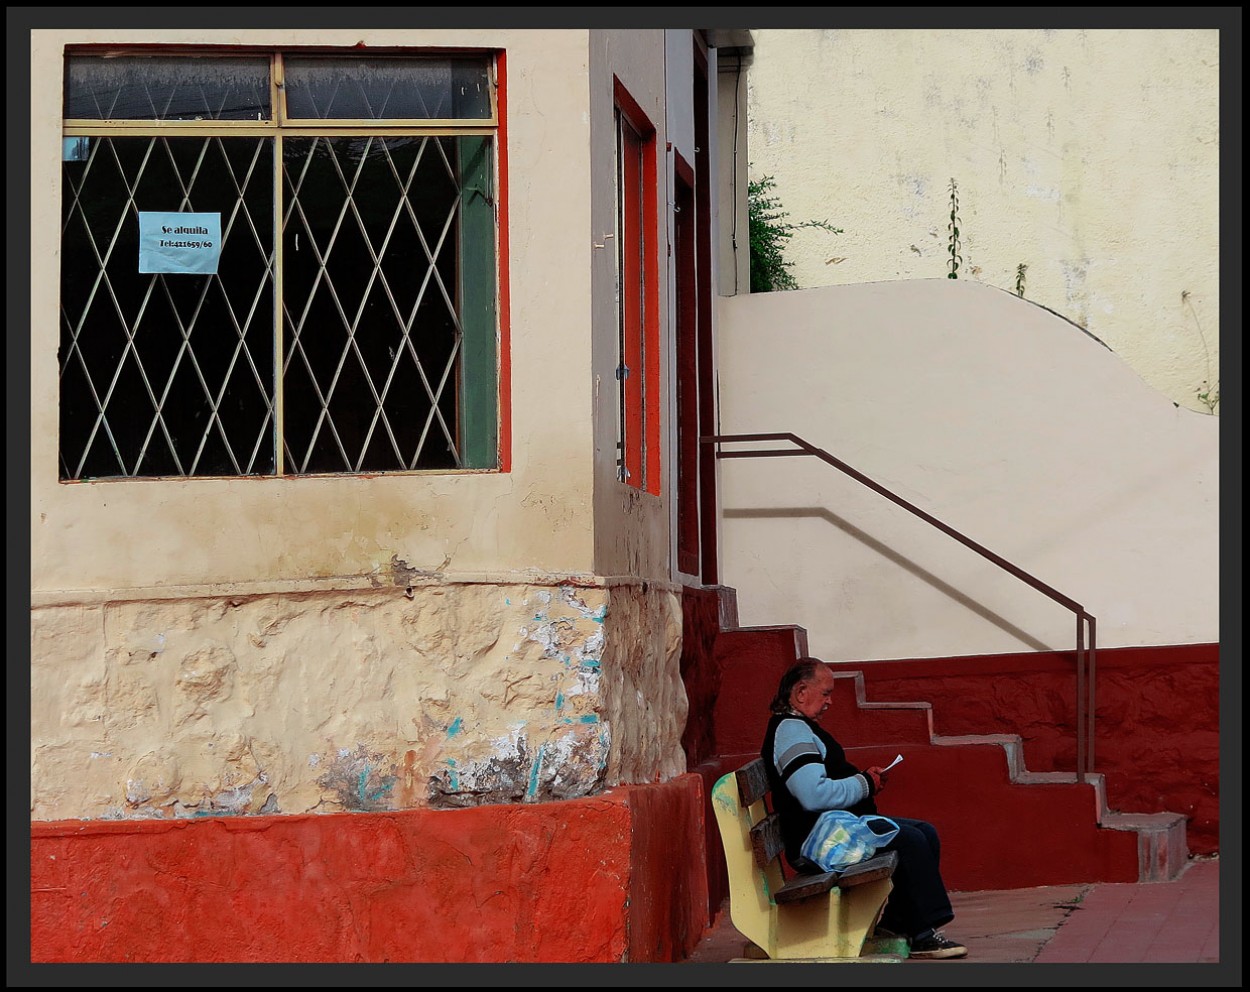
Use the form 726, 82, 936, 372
138, 212, 222, 275
63, 137, 91, 162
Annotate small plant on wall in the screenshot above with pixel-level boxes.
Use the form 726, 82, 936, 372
748, 174, 842, 292
946, 177, 962, 279
1015, 263, 1028, 298
1182, 290, 1219, 414
1196, 381, 1219, 413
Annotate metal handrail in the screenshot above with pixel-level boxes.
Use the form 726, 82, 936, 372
704, 431, 1097, 781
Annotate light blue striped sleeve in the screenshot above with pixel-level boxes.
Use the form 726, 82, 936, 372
773, 718, 869, 812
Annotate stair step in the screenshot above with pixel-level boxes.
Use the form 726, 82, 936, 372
1014, 770, 1083, 784
1102, 811, 1189, 882
724, 623, 810, 657
714, 636, 935, 753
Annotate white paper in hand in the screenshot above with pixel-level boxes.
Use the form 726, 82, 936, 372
883, 754, 904, 772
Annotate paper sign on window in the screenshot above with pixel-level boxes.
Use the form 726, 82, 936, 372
63, 137, 90, 162
138, 212, 222, 275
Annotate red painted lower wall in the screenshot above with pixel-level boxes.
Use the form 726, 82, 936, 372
679, 586, 723, 770
31, 775, 709, 964
679, 586, 730, 918
626, 772, 711, 961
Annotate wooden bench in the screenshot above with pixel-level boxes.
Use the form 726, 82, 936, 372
711, 758, 900, 961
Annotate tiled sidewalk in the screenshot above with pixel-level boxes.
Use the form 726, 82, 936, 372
1034, 856, 1219, 963
683, 856, 1222, 965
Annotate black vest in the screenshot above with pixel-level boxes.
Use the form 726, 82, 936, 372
761, 713, 878, 862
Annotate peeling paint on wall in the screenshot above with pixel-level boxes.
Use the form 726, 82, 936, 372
560, 586, 608, 623
316, 745, 398, 812
598, 583, 686, 787
428, 721, 610, 807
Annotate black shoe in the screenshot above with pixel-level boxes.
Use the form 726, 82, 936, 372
909, 930, 968, 959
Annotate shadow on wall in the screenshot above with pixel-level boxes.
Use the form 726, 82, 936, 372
724, 505, 1053, 652
715, 279, 1219, 660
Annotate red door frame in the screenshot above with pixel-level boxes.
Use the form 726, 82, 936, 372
614, 78, 661, 495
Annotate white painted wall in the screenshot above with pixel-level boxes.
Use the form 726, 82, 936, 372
717, 280, 1218, 660
745, 29, 1220, 414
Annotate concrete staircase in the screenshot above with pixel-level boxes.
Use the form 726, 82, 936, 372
709, 623, 1188, 890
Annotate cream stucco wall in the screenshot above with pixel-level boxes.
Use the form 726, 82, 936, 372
30, 29, 691, 821
33, 28, 598, 593
745, 29, 1220, 414
717, 280, 1218, 661
31, 580, 684, 820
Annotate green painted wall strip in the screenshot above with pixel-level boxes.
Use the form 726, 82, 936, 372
458, 136, 498, 469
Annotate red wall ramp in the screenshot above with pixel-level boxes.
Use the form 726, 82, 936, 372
707, 629, 1210, 887
31, 775, 709, 964
830, 643, 1219, 855
843, 739, 1143, 890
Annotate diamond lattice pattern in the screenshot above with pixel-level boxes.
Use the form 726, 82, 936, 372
60, 133, 476, 477
60, 136, 276, 478
281, 135, 465, 473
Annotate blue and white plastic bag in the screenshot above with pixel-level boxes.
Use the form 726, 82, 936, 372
800, 810, 900, 871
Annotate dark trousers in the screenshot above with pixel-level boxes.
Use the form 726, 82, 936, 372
876, 817, 955, 938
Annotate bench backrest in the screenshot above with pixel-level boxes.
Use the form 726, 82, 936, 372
735, 758, 789, 875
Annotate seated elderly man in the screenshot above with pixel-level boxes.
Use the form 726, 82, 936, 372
761, 657, 968, 959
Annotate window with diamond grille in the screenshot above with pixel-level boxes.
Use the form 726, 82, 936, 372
60, 51, 500, 479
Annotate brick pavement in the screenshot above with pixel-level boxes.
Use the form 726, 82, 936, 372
1034, 856, 1219, 964
682, 855, 1221, 966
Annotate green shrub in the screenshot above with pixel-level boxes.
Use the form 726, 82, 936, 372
748, 175, 841, 293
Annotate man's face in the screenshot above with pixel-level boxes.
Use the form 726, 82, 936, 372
791, 666, 836, 719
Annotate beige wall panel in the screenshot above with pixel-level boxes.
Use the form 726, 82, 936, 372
717, 280, 1218, 661
30, 30, 694, 823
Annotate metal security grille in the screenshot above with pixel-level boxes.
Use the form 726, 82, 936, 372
281, 135, 467, 473
59, 51, 499, 481
282, 56, 493, 122
60, 135, 276, 478
64, 54, 273, 122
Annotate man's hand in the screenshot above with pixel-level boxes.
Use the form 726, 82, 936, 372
864, 766, 888, 793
